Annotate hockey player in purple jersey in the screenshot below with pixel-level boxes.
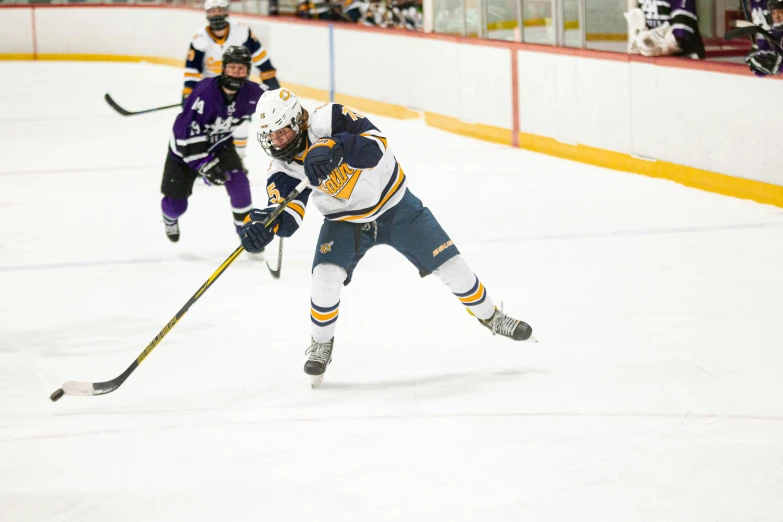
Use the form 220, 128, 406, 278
161, 46, 263, 245
626, 0, 705, 58
239, 89, 536, 388
744, 0, 783, 76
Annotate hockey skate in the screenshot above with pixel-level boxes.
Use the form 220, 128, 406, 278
479, 304, 536, 342
163, 216, 180, 243
304, 337, 334, 388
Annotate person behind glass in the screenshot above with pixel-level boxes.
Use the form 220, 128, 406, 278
625, 0, 705, 58
745, 0, 783, 76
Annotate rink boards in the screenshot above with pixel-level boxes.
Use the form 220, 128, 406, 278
1, 4, 781, 206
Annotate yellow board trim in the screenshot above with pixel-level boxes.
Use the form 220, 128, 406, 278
516, 132, 783, 208
585, 33, 628, 41
0, 53, 183, 67
422, 113, 783, 208
2, 53, 781, 209
424, 112, 513, 146
0, 54, 36, 60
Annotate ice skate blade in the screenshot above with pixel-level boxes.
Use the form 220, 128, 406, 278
310, 374, 325, 388
526, 335, 538, 344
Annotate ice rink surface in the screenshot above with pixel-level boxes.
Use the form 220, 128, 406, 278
2, 62, 783, 522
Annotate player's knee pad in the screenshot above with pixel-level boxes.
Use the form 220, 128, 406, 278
312, 263, 347, 302
432, 255, 474, 289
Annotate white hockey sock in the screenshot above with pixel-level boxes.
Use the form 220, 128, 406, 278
311, 263, 346, 343
433, 255, 496, 321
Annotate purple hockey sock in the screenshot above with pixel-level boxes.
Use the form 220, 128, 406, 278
161, 197, 188, 221
225, 170, 252, 229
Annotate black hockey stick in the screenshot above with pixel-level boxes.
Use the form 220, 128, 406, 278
49, 178, 309, 402
267, 238, 284, 279
725, 25, 783, 52
104, 93, 181, 116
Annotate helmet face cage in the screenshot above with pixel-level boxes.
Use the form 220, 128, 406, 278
220, 46, 251, 91
205, 0, 229, 30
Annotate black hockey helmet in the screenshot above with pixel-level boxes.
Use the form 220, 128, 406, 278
205, 0, 229, 31
219, 46, 251, 92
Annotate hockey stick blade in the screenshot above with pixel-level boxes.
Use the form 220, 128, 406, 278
50, 378, 120, 401
104, 93, 181, 117
49, 179, 309, 401
266, 238, 284, 279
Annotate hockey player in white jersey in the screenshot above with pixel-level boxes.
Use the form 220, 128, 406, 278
239, 89, 536, 387
184, 0, 280, 158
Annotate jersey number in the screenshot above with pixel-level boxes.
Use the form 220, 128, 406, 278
191, 97, 205, 115
341, 107, 364, 121
640, 0, 659, 19
267, 182, 284, 204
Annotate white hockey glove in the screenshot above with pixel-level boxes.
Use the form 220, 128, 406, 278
636, 22, 680, 57
624, 8, 646, 54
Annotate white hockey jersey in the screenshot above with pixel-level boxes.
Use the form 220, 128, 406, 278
183, 19, 277, 98
262, 103, 408, 234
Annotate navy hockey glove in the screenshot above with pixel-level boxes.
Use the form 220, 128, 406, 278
304, 136, 344, 186
240, 208, 278, 253
197, 156, 228, 186
745, 49, 782, 77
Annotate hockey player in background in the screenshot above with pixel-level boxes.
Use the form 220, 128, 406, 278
239, 89, 536, 387
625, 0, 705, 58
744, 0, 783, 76
162, 46, 263, 248
184, 0, 280, 158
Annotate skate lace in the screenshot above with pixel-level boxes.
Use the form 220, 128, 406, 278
165, 221, 179, 234
305, 340, 332, 364
490, 303, 520, 337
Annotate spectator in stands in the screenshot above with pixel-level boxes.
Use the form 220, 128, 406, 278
745, 0, 783, 76
625, 0, 705, 58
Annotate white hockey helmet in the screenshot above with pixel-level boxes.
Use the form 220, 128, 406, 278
204, 0, 229, 9
255, 88, 308, 162
205, 0, 230, 30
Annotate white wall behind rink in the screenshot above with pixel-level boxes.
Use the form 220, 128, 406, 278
1, 6, 779, 188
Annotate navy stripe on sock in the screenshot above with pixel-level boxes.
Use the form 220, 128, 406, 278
453, 277, 479, 298
311, 300, 339, 313
464, 290, 487, 307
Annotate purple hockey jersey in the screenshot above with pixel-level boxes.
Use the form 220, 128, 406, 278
638, 0, 705, 57
749, 0, 783, 54
168, 76, 263, 169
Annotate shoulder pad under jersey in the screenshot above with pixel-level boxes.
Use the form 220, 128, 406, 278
308, 103, 335, 138
190, 27, 211, 51
229, 19, 251, 38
